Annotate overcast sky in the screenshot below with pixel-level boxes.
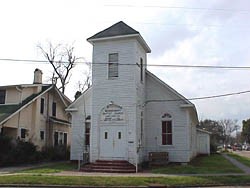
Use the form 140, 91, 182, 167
0, 0, 250, 126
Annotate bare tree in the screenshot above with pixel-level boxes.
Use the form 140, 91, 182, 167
74, 61, 92, 100
79, 61, 92, 92
219, 119, 238, 146
38, 42, 79, 94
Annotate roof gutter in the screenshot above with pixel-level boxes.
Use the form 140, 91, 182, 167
87, 34, 151, 53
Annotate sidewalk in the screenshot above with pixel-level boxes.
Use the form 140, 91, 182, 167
221, 153, 250, 174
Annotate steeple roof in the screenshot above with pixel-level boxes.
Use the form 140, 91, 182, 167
87, 21, 151, 53
87, 21, 139, 40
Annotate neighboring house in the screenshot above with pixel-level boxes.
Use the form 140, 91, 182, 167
0, 69, 71, 150
67, 21, 210, 167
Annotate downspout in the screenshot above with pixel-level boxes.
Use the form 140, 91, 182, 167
79, 93, 87, 170
16, 86, 23, 138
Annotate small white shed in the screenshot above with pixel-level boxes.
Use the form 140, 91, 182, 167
197, 129, 211, 155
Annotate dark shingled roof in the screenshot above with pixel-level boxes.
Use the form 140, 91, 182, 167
49, 116, 71, 125
87, 21, 139, 40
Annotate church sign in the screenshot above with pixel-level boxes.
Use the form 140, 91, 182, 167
100, 102, 125, 122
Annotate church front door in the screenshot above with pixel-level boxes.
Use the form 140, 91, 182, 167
100, 126, 127, 160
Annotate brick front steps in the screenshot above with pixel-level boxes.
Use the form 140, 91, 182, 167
81, 160, 136, 173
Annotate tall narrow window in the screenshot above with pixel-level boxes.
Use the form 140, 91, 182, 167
140, 58, 143, 83
104, 132, 108, 139
52, 102, 56, 117
63, 133, 67, 146
0, 90, 6, 104
162, 121, 172, 145
108, 53, 118, 78
40, 98, 45, 114
118, 132, 122, 139
85, 122, 90, 146
54, 131, 58, 146
21, 128, 27, 139
40, 130, 45, 140
59, 132, 63, 145
140, 111, 143, 141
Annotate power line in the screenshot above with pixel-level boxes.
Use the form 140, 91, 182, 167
147, 64, 250, 69
104, 4, 250, 13
0, 58, 250, 70
146, 90, 250, 103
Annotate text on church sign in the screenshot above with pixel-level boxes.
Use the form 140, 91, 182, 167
100, 102, 125, 122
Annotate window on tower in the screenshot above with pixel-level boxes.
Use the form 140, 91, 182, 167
140, 58, 143, 83
108, 53, 118, 78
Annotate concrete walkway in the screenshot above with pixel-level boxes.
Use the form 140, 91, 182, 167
222, 153, 250, 174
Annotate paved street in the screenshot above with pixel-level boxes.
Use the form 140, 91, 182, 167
233, 150, 250, 158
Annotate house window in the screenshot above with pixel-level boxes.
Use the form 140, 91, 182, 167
63, 133, 67, 145
108, 53, 118, 78
40, 130, 45, 140
20, 128, 27, 139
85, 122, 90, 146
54, 131, 67, 146
59, 132, 63, 145
162, 121, 172, 145
0, 90, 6, 104
140, 111, 143, 141
140, 58, 143, 83
54, 131, 59, 146
52, 102, 56, 117
40, 98, 45, 114
104, 132, 108, 139
118, 132, 122, 139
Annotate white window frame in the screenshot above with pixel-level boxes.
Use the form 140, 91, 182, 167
53, 130, 68, 146
161, 113, 173, 146
108, 53, 119, 79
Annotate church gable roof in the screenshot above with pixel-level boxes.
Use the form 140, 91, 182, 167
87, 21, 139, 40
145, 70, 193, 105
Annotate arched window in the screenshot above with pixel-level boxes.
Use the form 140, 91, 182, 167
161, 113, 173, 145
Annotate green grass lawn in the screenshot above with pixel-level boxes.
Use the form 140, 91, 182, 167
0, 175, 250, 187
19, 162, 78, 173
227, 153, 250, 167
1, 154, 249, 186
152, 154, 243, 174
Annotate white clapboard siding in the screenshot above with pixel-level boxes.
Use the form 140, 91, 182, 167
69, 89, 92, 161
91, 38, 143, 164
145, 71, 193, 163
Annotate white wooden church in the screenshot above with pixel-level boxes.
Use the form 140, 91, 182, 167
67, 21, 210, 170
